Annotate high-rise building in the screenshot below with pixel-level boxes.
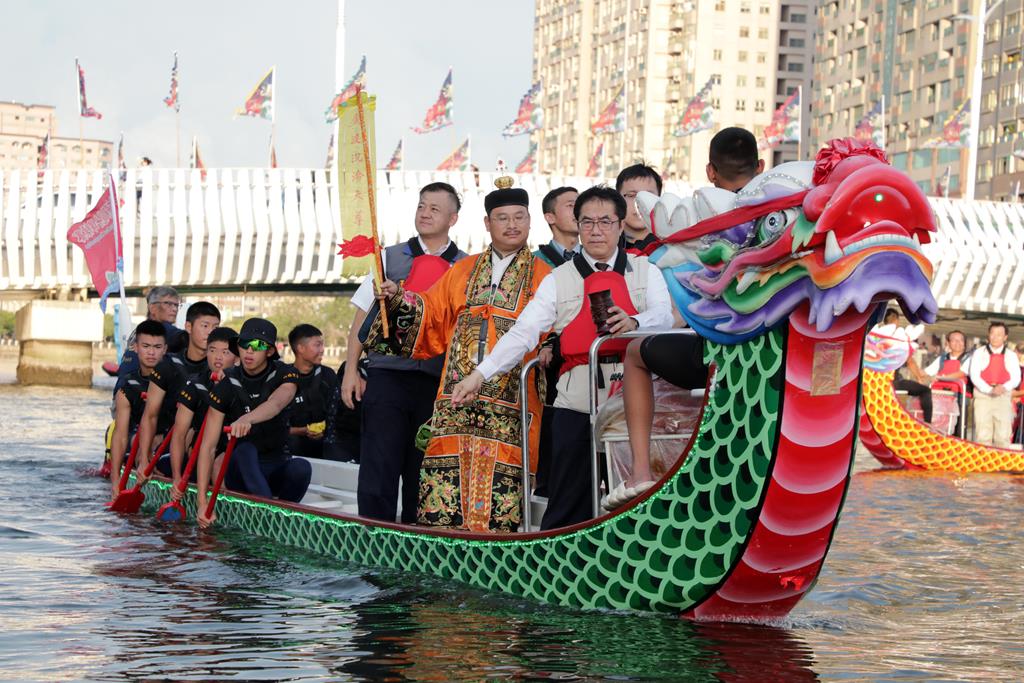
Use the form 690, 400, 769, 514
813, 0, 1022, 201
0, 101, 113, 172
532, 0, 814, 183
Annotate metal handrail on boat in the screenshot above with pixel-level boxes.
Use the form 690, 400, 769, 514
518, 356, 542, 531
587, 328, 698, 518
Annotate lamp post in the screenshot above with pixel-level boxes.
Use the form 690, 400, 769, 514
956, 0, 1005, 200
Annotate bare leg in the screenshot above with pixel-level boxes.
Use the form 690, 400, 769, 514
623, 338, 655, 486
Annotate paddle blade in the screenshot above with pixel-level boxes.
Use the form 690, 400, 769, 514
107, 487, 145, 513
156, 501, 186, 522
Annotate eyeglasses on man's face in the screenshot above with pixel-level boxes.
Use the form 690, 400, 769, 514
240, 339, 272, 352
154, 300, 181, 309
577, 218, 620, 232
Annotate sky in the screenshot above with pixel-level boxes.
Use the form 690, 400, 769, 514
0, 0, 536, 171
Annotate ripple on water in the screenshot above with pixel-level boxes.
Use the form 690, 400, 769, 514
1, 384, 1024, 681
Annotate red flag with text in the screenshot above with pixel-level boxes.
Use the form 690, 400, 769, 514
67, 186, 121, 311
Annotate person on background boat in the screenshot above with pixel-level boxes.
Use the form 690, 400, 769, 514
924, 330, 972, 435
610, 127, 763, 509
287, 324, 341, 460
345, 182, 467, 524
617, 164, 663, 256
113, 286, 187, 384
367, 175, 551, 532
134, 301, 222, 479
157, 326, 238, 490
108, 320, 167, 500
196, 318, 311, 528
873, 308, 933, 423
969, 322, 1021, 447
452, 184, 674, 529
532, 185, 579, 497
333, 361, 363, 463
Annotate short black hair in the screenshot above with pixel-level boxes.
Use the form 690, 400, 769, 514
288, 324, 323, 350
135, 319, 166, 340
615, 163, 663, 195
185, 301, 221, 325
419, 182, 461, 212
573, 185, 628, 221
542, 186, 578, 215
989, 321, 1009, 334
947, 330, 966, 343
883, 308, 900, 323
709, 127, 760, 182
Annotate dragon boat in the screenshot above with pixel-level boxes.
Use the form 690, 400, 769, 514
859, 334, 1024, 472
134, 139, 937, 621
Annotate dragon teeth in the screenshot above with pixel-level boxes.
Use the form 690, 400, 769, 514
736, 270, 758, 294
824, 230, 843, 265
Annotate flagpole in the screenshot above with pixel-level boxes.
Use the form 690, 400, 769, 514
108, 171, 130, 358
75, 58, 85, 167
271, 66, 277, 169
354, 88, 389, 339
880, 94, 887, 152
797, 85, 803, 161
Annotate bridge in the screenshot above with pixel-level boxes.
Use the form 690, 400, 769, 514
1, 168, 1022, 318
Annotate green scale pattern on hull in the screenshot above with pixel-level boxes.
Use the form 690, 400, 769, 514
141, 330, 784, 613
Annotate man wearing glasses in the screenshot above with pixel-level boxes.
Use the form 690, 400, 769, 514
451, 185, 674, 529
195, 318, 311, 528
114, 286, 187, 391
617, 164, 663, 256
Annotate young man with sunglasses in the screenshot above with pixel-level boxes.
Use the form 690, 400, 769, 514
195, 318, 311, 528
452, 185, 674, 529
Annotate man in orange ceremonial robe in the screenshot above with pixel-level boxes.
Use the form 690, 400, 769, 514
366, 178, 551, 532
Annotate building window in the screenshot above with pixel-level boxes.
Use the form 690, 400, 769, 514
715, 0, 725, 10
713, 49, 723, 60
755, 76, 766, 87
740, 27, 750, 38
787, 63, 803, 72
758, 27, 768, 39
739, 51, 748, 62
891, 152, 909, 170
736, 99, 747, 111
760, 4, 771, 15
912, 151, 931, 169
757, 52, 767, 63
740, 2, 751, 13
754, 100, 765, 112
737, 75, 747, 86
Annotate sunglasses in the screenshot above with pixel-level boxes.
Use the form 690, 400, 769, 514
240, 338, 272, 352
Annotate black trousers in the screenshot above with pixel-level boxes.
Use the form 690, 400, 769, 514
357, 367, 439, 524
894, 377, 933, 423
541, 407, 605, 530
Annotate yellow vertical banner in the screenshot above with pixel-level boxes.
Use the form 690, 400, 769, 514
336, 92, 377, 278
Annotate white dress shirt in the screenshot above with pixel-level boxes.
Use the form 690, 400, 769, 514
350, 237, 453, 312
924, 353, 971, 377
476, 249, 674, 380
490, 248, 517, 286
969, 344, 1022, 394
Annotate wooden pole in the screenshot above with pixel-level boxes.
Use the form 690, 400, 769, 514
354, 87, 389, 338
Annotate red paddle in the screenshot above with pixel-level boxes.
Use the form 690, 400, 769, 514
204, 433, 239, 523
155, 416, 209, 522
108, 429, 174, 513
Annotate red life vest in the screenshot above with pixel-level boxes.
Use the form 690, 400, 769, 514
932, 355, 968, 394
558, 253, 640, 376
980, 346, 1011, 387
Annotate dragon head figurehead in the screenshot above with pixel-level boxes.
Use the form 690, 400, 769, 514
639, 138, 938, 344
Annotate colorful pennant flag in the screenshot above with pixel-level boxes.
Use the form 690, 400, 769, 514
436, 136, 470, 171
591, 85, 625, 135
335, 92, 379, 278
586, 142, 604, 177
164, 51, 180, 112
502, 81, 543, 137
236, 67, 275, 120
116, 132, 126, 180
37, 132, 49, 171
854, 99, 885, 148
67, 180, 121, 311
514, 141, 537, 173
76, 58, 102, 119
935, 165, 952, 197
411, 68, 453, 134
384, 138, 403, 171
671, 77, 716, 137
325, 55, 366, 123
759, 88, 801, 151
921, 99, 970, 148
190, 136, 207, 181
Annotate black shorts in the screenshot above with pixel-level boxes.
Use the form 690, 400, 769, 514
639, 333, 708, 390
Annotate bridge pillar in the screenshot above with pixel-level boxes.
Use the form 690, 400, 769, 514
14, 301, 103, 387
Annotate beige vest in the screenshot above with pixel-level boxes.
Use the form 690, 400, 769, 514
551, 252, 651, 413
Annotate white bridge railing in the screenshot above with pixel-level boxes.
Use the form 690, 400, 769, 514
0, 167, 1021, 317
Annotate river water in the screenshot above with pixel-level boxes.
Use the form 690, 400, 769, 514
1, 383, 1022, 682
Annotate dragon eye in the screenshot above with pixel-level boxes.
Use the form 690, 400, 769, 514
758, 210, 792, 239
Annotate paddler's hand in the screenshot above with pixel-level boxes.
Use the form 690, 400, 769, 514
607, 306, 640, 335
228, 417, 253, 438
341, 363, 366, 410
538, 346, 554, 369
170, 482, 184, 503
451, 370, 485, 406
375, 279, 399, 300
197, 495, 216, 529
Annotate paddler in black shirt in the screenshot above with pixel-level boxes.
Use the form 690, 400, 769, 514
155, 325, 238, 488
109, 320, 167, 500
196, 318, 312, 528
135, 301, 221, 479
286, 324, 341, 460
